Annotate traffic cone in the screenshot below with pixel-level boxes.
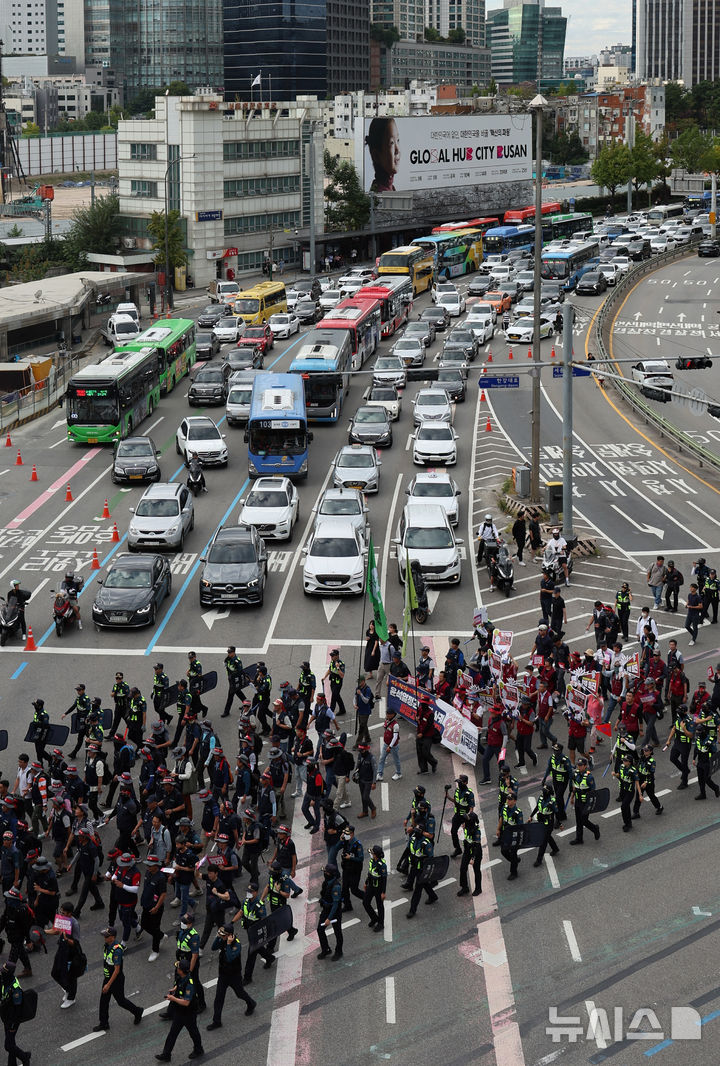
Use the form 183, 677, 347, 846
166, 311, 171, 319
30, 464, 38, 482
508, 348, 514, 360
550, 345, 556, 359
487, 348, 493, 362
4, 432, 11, 447
15, 450, 22, 466
485, 417, 492, 432
65, 483, 73, 502
480, 390, 486, 402
23, 626, 37, 652
527, 347, 533, 359
111, 522, 120, 543
91, 548, 100, 570
101, 498, 110, 519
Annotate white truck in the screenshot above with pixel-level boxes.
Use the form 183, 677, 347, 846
207, 279, 240, 304
101, 313, 140, 347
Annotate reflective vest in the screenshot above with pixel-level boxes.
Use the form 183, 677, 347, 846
536, 795, 556, 823
153, 672, 169, 697
267, 873, 285, 909
572, 771, 593, 802
638, 755, 655, 781
618, 765, 636, 792
103, 941, 123, 979
500, 803, 522, 828
367, 856, 387, 886
550, 753, 571, 782
615, 590, 631, 610
453, 786, 474, 815
176, 927, 198, 959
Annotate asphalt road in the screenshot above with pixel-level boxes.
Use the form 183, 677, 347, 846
1, 275, 720, 1066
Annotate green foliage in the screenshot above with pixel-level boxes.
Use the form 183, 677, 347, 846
7, 224, 23, 238
590, 141, 633, 196
447, 27, 466, 43
63, 193, 121, 270
370, 23, 400, 47
11, 239, 70, 282
22, 122, 40, 137
324, 152, 371, 232
671, 127, 714, 172
487, 78, 498, 96
147, 209, 186, 269
544, 130, 589, 165
630, 130, 659, 191
424, 25, 441, 41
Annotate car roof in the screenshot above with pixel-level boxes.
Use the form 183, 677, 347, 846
320, 487, 364, 502
313, 518, 360, 536
185, 415, 218, 426
336, 444, 375, 457
252, 476, 292, 489
110, 552, 156, 569
120, 435, 155, 446
213, 525, 255, 543
139, 482, 182, 500
354, 405, 386, 416
403, 502, 450, 525
412, 470, 454, 482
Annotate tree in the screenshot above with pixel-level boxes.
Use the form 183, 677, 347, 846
370, 23, 400, 47
166, 80, 191, 97
127, 87, 159, 115
22, 122, 40, 137
147, 209, 186, 269
83, 110, 106, 131
324, 151, 371, 232
652, 135, 673, 195
590, 141, 633, 196
447, 27, 466, 43
7, 224, 23, 238
63, 193, 121, 269
671, 126, 713, 172
424, 25, 441, 41
487, 77, 497, 96
630, 130, 659, 194
698, 136, 720, 177
664, 81, 692, 132
547, 131, 588, 165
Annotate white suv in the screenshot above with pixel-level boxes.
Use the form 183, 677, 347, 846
128, 482, 194, 552
394, 502, 462, 585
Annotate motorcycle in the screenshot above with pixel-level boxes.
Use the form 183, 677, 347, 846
52, 578, 84, 636
489, 542, 514, 597
187, 464, 206, 497
409, 560, 430, 624
96, 293, 112, 307
0, 596, 22, 646
542, 544, 575, 585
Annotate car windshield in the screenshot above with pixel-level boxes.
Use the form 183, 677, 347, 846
355, 409, 385, 423
218, 318, 236, 328
228, 388, 252, 403
418, 394, 445, 406
583, 273, 600, 282
418, 426, 452, 440
320, 499, 360, 516
271, 316, 289, 324
208, 542, 257, 564
135, 498, 180, 518
246, 490, 288, 508
337, 453, 373, 468
116, 440, 153, 458
406, 527, 453, 549
311, 537, 358, 557
324, 290, 341, 299
235, 299, 260, 313
453, 332, 472, 341
375, 358, 402, 370
201, 307, 217, 317
395, 341, 418, 350
245, 328, 264, 338
197, 333, 213, 345
195, 370, 224, 383
438, 371, 461, 383
422, 310, 443, 318
412, 482, 453, 498
371, 388, 395, 400
187, 423, 220, 441
104, 566, 152, 589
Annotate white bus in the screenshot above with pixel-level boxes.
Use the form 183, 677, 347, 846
646, 203, 685, 227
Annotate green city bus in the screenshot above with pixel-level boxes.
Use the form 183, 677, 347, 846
66, 347, 161, 444
120, 318, 196, 394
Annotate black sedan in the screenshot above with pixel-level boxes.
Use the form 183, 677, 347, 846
196, 331, 221, 360
348, 406, 393, 447
449, 328, 479, 360
199, 525, 267, 607
467, 275, 493, 297
295, 298, 320, 325
92, 553, 171, 628
575, 271, 608, 296
111, 436, 161, 484
420, 306, 450, 331
197, 305, 227, 329
698, 239, 720, 257
225, 347, 264, 372
436, 368, 467, 403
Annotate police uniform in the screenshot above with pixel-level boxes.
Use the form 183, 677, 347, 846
531, 790, 559, 864
240, 894, 274, 982
569, 764, 600, 845
450, 778, 475, 856
29, 701, 50, 766
694, 730, 720, 799
67, 690, 91, 760
615, 587, 631, 641
458, 818, 483, 895
0, 964, 29, 1066
264, 869, 298, 952
340, 832, 365, 911
156, 963, 204, 1061
252, 669, 272, 735
96, 931, 143, 1029
171, 923, 205, 1012
126, 692, 146, 748
407, 831, 439, 915
633, 750, 663, 816
208, 929, 256, 1028
703, 572, 719, 623
152, 668, 171, 724
316, 867, 344, 958
542, 747, 572, 823
111, 679, 130, 736
187, 656, 207, 718
172, 687, 193, 748
669, 709, 694, 788
297, 665, 316, 726
498, 801, 524, 879
328, 654, 346, 717
363, 848, 387, 930
616, 759, 638, 830
223, 652, 245, 718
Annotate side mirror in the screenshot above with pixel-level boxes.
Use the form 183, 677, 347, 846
456, 489, 461, 496
455, 538, 464, 546
308, 432, 314, 442
96, 578, 103, 585
199, 556, 206, 563
128, 507, 135, 514
404, 489, 410, 495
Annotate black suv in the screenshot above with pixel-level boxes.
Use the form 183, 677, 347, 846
199, 525, 268, 607
698, 239, 720, 258
188, 363, 230, 406
290, 278, 323, 301
111, 436, 161, 484
197, 305, 226, 329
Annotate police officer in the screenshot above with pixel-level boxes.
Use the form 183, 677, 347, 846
693, 725, 720, 800
126, 688, 146, 748
297, 662, 316, 728
252, 664, 272, 735
406, 824, 439, 915
0, 960, 30, 1066
363, 845, 387, 931
28, 699, 50, 766
449, 774, 475, 857
261, 861, 298, 952
496, 793, 523, 880
340, 825, 364, 912
140, 855, 167, 963
316, 863, 344, 959
155, 958, 204, 1063
541, 742, 572, 826
569, 756, 600, 846
206, 924, 256, 1031
93, 925, 143, 1031
703, 568, 719, 623
496, 765, 519, 824
110, 673, 130, 737
615, 582, 632, 642
162, 913, 205, 1015
324, 649, 346, 717
236, 882, 274, 981
613, 754, 640, 831
171, 680, 193, 748
530, 784, 559, 866
152, 664, 171, 725
634, 745, 663, 817
222, 647, 245, 718
457, 811, 483, 896
664, 705, 694, 789
63, 684, 91, 760
187, 651, 207, 719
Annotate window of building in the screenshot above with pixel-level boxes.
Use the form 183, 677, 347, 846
130, 142, 158, 161
224, 209, 300, 236
223, 174, 300, 198
223, 139, 300, 162
130, 179, 158, 198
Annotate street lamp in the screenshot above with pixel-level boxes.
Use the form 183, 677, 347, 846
529, 93, 548, 503
163, 154, 195, 311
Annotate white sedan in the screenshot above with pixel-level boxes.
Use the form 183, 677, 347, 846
405, 471, 461, 526
437, 291, 466, 317
505, 317, 554, 344
465, 310, 495, 342
237, 475, 299, 541
213, 316, 246, 344
412, 388, 453, 426
411, 422, 459, 466
268, 313, 300, 338
302, 518, 366, 596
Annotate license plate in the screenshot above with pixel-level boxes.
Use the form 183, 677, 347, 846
348, 482, 364, 489
129, 474, 143, 480
88, 437, 98, 444
325, 581, 343, 587
110, 613, 127, 622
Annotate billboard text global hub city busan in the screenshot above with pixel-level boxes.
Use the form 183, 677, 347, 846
362, 115, 532, 195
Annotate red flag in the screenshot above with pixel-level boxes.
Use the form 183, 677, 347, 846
596, 722, 612, 738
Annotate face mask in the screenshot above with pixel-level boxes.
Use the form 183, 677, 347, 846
246, 892, 254, 899
179, 923, 189, 930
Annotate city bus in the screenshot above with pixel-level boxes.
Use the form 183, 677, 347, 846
245, 372, 311, 478
504, 201, 562, 224
540, 239, 600, 289
66, 347, 161, 444
413, 230, 483, 279
684, 190, 711, 214
288, 327, 353, 422
377, 245, 434, 295
647, 202, 686, 227
233, 281, 287, 325
318, 298, 381, 369
119, 318, 196, 395
541, 212, 593, 242
356, 276, 413, 339
432, 217, 499, 234
483, 224, 536, 256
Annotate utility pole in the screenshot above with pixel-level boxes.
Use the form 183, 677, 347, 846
529, 94, 547, 503
625, 109, 635, 215
712, 172, 717, 240
308, 123, 316, 275
562, 305, 575, 541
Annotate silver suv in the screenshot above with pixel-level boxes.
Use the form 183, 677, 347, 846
128, 482, 195, 552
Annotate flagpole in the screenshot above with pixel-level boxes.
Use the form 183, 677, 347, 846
407, 552, 419, 703
357, 566, 368, 740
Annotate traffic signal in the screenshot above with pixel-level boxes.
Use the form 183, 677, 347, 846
675, 356, 713, 370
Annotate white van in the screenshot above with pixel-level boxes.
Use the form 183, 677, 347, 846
102, 313, 140, 346
225, 371, 258, 426
208, 279, 240, 304
116, 302, 140, 326
393, 502, 462, 585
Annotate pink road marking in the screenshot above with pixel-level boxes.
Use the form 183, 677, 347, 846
7, 448, 101, 529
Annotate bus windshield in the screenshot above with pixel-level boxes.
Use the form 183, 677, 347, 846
67, 387, 118, 425
541, 257, 571, 278
235, 299, 260, 313
247, 426, 307, 456
378, 253, 410, 268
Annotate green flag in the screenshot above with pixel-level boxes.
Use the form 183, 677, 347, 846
401, 551, 418, 657
366, 535, 388, 641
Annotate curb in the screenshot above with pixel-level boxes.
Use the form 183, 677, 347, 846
500, 494, 598, 556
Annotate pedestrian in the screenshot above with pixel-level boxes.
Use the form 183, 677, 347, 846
536, 681, 557, 748
260, 862, 298, 953
703, 568, 719, 623
206, 924, 256, 1031
316, 864, 343, 959
529, 784, 559, 865
389, 651, 410, 680
324, 649, 346, 717
93, 925, 143, 1031
511, 509, 527, 565
0, 890, 32, 978
301, 757, 324, 832
539, 572, 555, 625
270, 825, 303, 896
415, 696, 438, 775
307, 693, 337, 752
111, 853, 142, 947
374, 639, 393, 701
222, 647, 245, 719
354, 743, 377, 819
154, 959, 204, 1062
0, 961, 31, 1066
405, 826, 438, 917
528, 514, 543, 558
332, 737, 353, 810
340, 825, 364, 912
515, 697, 537, 767
376, 709, 401, 781
634, 745, 663, 817
663, 560, 684, 612
615, 582, 632, 641
362, 844, 387, 931
693, 725, 720, 800
685, 583, 703, 644
480, 704, 506, 783
72, 828, 104, 919
456, 811, 483, 896
235, 883, 274, 983
354, 677, 374, 749
111, 673, 130, 737
47, 901, 83, 1009
363, 622, 380, 679
449, 775, 475, 857
199, 865, 238, 950
569, 756, 600, 846
646, 556, 666, 609
290, 728, 312, 799
550, 587, 567, 635
613, 754, 640, 832
140, 854, 167, 962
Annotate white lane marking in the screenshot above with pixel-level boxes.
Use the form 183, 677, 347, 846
321, 599, 342, 623
380, 472, 404, 605
342, 917, 361, 929
29, 578, 49, 601
544, 853, 560, 888
61, 1032, 105, 1052
405, 434, 412, 450
267, 1001, 300, 1066
563, 919, 582, 962
49, 437, 68, 449
147, 415, 164, 432
467, 375, 485, 609
437, 877, 456, 888
381, 782, 389, 810
687, 500, 720, 530
586, 999, 608, 1049
385, 976, 396, 1024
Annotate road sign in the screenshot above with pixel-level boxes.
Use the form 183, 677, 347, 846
553, 366, 563, 378
479, 375, 520, 389
675, 385, 709, 417
552, 366, 592, 378
196, 209, 223, 222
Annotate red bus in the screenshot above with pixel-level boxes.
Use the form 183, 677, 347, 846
504, 201, 562, 225
355, 276, 413, 339
432, 217, 499, 234
319, 297, 382, 369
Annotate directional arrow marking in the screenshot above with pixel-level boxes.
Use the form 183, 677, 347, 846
427, 589, 441, 613
201, 607, 231, 630
322, 598, 342, 624
692, 906, 712, 917
609, 504, 664, 539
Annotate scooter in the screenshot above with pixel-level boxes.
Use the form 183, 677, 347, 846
542, 545, 574, 585
187, 465, 206, 496
409, 560, 430, 624
96, 293, 112, 307
52, 579, 83, 636
488, 542, 515, 596
0, 596, 21, 646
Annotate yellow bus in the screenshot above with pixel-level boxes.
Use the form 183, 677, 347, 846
233, 281, 287, 325
377, 245, 434, 296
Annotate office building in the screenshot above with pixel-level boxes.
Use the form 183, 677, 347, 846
424, 0, 487, 46
486, 0, 567, 86
371, 0, 425, 43
0, 0, 58, 54
637, 0, 720, 86
224, 0, 370, 101
554, 83, 665, 159
377, 39, 491, 87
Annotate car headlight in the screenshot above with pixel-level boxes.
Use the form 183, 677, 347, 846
167, 522, 180, 534
248, 460, 258, 474
115, 466, 126, 475
92, 603, 102, 615
200, 579, 211, 588
247, 578, 259, 588
299, 460, 308, 474
128, 524, 138, 536
136, 602, 153, 614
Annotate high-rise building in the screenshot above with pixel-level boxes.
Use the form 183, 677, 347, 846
637, 0, 720, 86
0, 0, 58, 54
423, 0, 486, 46
486, 0, 567, 86
371, 0, 425, 43
224, 0, 369, 100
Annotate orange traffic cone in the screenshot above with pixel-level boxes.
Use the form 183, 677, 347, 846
166, 311, 171, 319
508, 348, 514, 360
485, 417, 492, 432
101, 498, 110, 519
487, 348, 493, 362
480, 390, 486, 402
550, 345, 556, 359
91, 548, 100, 570
65, 483, 73, 502
4, 432, 11, 447
24, 626, 37, 652
111, 522, 120, 543
30, 464, 38, 482
15, 450, 22, 466
527, 347, 533, 359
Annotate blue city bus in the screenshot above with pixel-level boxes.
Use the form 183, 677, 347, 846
483, 224, 535, 255
684, 190, 711, 213
540, 239, 600, 290
412, 230, 484, 279
245, 373, 311, 479
288, 327, 353, 422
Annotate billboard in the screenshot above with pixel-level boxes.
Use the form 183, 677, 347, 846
362, 114, 531, 194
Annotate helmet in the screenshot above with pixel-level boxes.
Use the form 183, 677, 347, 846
484, 513, 492, 521
64, 571, 75, 582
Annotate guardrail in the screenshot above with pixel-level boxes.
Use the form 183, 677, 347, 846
0, 352, 82, 434
591, 239, 720, 474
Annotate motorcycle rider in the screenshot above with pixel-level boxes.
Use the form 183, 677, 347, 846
6, 580, 29, 638
545, 529, 570, 587
186, 452, 207, 494
476, 513, 500, 567
59, 571, 83, 629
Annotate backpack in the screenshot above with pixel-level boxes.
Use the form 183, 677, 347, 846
314, 707, 330, 735
120, 743, 137, 769
19, 987, 37, 1023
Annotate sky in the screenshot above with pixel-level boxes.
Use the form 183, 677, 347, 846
562, 0, 631, 56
